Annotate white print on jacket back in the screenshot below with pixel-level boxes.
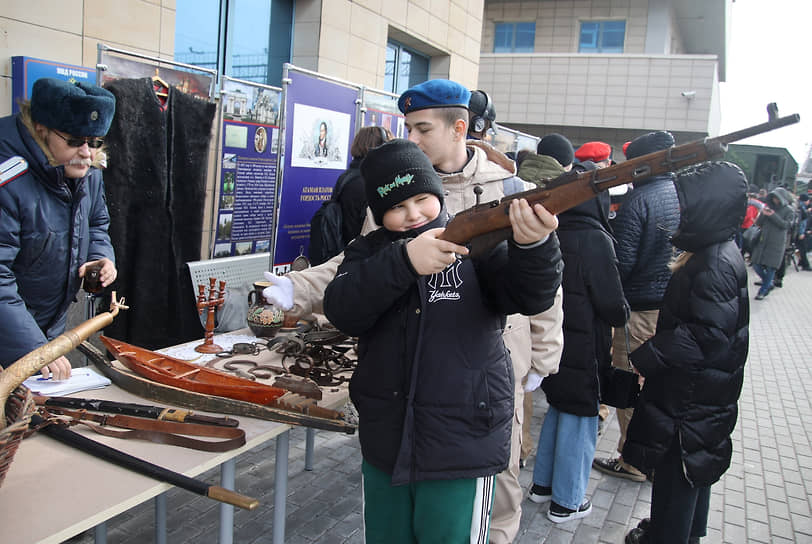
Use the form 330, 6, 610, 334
427, 260, 463, 303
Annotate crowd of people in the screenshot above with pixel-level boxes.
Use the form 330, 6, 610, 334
2, 74, 806, 544
258, 78, 777, 544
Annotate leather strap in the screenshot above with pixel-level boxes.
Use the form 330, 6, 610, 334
40, 407, 246, 452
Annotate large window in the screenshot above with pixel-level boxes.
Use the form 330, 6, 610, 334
384, 41, 430, 95
174, 0, 292, 86
579, 20, 626, 53
494, 22, 535, 53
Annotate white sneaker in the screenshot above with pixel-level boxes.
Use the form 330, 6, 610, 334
547, 499, 592, 523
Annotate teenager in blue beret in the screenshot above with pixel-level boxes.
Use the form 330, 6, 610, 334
0, 77, 117, 379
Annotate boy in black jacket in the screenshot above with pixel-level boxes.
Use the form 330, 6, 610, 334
323, 139, 562, 543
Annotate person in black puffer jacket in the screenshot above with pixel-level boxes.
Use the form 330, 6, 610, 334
324, 139, 562, 543
593, 130, 681, 482
623, 161, 750, 544
528, 175, 629, 523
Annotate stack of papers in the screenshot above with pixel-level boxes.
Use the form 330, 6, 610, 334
23, 367, 111, 397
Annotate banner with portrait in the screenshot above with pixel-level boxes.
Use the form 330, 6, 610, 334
272, 67, 360, 273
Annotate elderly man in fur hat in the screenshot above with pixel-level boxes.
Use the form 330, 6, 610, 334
0, 78, 117, 379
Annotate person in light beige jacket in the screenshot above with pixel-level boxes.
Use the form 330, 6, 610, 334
264, 79, 563, 544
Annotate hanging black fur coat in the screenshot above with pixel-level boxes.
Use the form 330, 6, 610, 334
102, 78, 216, 349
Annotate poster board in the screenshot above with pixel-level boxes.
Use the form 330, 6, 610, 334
271, 66, 361, 273
212, 77, 282, 258
11, 56, 95, 114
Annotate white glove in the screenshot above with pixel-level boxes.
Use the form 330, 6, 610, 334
262, 271, 294, 311
524, 372, 544, 392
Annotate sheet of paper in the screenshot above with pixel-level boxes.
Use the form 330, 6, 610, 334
23, 367, 111, 397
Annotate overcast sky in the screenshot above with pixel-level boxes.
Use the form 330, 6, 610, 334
719, 0, 811, 168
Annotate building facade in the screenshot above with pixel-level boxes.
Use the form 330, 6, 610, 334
478, 0, 728, 157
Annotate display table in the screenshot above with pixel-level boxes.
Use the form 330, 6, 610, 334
0, 331, 352, 544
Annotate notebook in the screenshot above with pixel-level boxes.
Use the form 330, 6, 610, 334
23, 367, 112, 397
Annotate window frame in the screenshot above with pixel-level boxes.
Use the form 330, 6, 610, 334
493, 21, 536, 53
384, 40, 430, 95
578, 19, 626, 54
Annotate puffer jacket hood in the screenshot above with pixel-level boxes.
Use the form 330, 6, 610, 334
671, 161, 748, 253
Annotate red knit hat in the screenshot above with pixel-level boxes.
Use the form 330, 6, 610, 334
575, 141, 612, 162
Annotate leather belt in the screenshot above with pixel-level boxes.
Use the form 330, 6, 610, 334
38, 407, 246, 452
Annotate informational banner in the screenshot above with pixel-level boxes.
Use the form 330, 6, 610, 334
213, 77, 282, 258
272, 69, 360, 273
98, 54, 214, 100
11, 56, 95, 114
362, 91, 404, 137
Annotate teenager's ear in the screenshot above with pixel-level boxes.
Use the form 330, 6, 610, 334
452, 118, 467, 141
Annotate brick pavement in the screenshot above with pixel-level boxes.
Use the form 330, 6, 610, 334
64, 266, 812, 543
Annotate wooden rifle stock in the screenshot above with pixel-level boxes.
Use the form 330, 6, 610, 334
440, 111, 800, 255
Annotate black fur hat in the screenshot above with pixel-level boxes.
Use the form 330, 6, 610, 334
31, 78, 116, 137
361, 139, 444, 225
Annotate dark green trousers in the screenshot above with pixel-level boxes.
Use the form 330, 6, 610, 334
361, 460, 494, 544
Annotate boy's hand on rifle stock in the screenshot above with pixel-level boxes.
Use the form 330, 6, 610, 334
407, 228, 469, 275
509, 198, 558, 245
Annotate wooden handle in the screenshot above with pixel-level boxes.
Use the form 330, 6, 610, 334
207, 486, 260, 510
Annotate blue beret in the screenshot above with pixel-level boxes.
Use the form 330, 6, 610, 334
398, 79, 471, 114
30, 78, 116, 137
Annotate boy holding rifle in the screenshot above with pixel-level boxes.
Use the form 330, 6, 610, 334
323, 138, 561, 542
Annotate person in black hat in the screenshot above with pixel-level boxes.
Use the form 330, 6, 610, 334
323, 138, 561, 543
517, 133, 574, 188
0, 77, 117, 379
593, 130, 681, 483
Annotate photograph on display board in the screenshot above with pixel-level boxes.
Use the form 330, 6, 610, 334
99, 54, 212, 99
220, 194, 235, 210
222, 172, 236, 194
222, 153, 237, 169
221, 79, 279, 125
235, 242, 253, 256
225, 124, 248, 148
213, 243, 232, 258
291, 103, 350, 169
254, 126, 268, 154
255, 240, 270, 253
217, 213, 233, 239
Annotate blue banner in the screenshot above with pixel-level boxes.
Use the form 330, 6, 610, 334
273, 71, 359, 272
11, 56, 95, 114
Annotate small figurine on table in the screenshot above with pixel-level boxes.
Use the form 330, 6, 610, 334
195, 278, 226, 353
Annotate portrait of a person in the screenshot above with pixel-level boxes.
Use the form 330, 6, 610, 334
254, 126, 267, 153
315, 121, 328, 157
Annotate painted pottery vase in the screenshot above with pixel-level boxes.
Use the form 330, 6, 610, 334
246, 281, 285, 337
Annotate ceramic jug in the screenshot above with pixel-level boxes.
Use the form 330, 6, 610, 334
246, 281, 285, 337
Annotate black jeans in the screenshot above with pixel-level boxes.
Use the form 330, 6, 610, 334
649, 440, 711, 544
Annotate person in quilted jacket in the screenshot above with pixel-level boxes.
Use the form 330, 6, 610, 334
593, 130, 681, 481
623, 161, 749, 544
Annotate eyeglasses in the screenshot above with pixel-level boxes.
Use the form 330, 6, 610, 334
50, 130, 104, 149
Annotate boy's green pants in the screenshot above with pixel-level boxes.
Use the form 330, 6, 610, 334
361, 460, 495, 544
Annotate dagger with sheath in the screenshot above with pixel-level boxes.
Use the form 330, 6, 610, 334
34, 395, 239, 427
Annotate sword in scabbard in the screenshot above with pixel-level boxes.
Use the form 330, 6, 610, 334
30, 413, 259, 510
33, 395, 239, 427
